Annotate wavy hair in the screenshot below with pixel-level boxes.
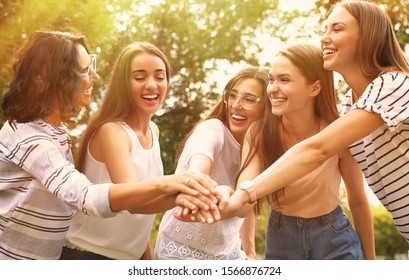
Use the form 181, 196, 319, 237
1, 31, 89, 123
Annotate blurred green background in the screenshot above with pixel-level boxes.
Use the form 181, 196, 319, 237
1, 0, 408, 259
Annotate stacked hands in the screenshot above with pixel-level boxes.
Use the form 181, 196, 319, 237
165, 172, 239, 224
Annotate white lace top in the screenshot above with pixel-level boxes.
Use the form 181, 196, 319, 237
154, 119, 246, 260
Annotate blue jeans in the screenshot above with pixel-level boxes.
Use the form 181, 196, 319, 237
265, 205, 364, 260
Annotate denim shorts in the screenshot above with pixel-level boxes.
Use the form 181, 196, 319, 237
265, 205, 364, 260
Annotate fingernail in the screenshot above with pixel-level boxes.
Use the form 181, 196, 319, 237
207, 218, 213, 223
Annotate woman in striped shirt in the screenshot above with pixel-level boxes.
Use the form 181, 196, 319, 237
218, 0, 409, 244
0, 31, 217, 260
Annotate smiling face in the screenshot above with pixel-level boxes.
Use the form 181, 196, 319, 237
128, 52, 168, 116
74, 44, 100, 107
320, 6, 360, 76
226, 77, 265, 143
267, 55, 318, 118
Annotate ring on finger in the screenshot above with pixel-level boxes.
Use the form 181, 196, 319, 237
185, 178, 192, 185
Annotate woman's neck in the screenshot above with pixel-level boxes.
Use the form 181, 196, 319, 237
123, 114, 153, 149
281, 114, 321, 150
342, 71, 374, 100
123, 114, 151, 134
43, 111, 62, 126
123, 112, 152, 133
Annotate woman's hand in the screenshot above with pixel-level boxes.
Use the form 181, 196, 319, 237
173, 185, 235, 223
158, 171, 218, 197
218, 190, 250, 219
211, 185, 234, 211
174, 193, 220, 223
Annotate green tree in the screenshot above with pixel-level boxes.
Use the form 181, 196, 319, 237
340, 188, 408, 259
0, 0, 119, 130
112, 0, 282, 173
0, 0, 284, 171
372, 205, 409, 259
1, 0, 409, 259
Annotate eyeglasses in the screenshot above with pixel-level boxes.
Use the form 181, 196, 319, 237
223, 90, 262, 109
81, 54, 97, 83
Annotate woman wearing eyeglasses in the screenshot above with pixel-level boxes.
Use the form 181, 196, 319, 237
154, 66, 269, 260
0, 32, 217, 260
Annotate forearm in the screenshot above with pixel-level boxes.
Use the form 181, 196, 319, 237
252, 140, 327, 202
220, 190, 256, 220
109, 178, 163, 212
109, 172, 217, 213
222, 141, 325, 219
240, 211, 256, 259
128, 194, 176, 214
251, 110, 384, 203
349, 203, 376, 260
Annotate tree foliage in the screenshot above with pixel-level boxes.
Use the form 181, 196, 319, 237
116, 0, 281, 172
372, 206, 409, 259
1, 0, 409, 258
2, 0, 408, 170
2, 0, 286, 172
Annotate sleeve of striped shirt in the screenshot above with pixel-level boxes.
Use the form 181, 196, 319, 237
1, 124, 115, 218
353, 72, 409, 132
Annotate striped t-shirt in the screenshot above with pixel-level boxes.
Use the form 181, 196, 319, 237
0, 120, 114, 259
341, 72, 409, 241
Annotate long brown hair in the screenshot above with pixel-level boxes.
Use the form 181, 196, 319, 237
335, 0, 409, 77
75, 41, 172, 171
1, 31, 89, 123
240, 44, 339, 208
174, 66, 269, 166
